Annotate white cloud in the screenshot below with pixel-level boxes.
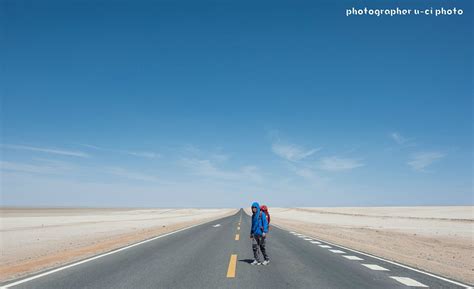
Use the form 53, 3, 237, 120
210, 153, 229, 162
407, 151, 445, 172
78, 143, 102, 150
0, 159, 161, 183
0, 160, 71, 175
181, 145, 229, 162
79, 144, 160, 159
292, 167, 317, 179
319, 156, 364, 171
390, 132, 407, 144
2, 144, 89, 158
126, 151, 161, 159
180, 158, 262, 182
272, 142, 321, 162
290, 165, 329, 185
105, 167, 160, 182
388, 132, 416, 148
0, 157, 84, 175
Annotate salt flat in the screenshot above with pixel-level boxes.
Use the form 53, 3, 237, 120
0, 208, 236, 281
267, 206, 473, 284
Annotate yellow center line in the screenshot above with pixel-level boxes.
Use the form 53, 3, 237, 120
235, 234, 240, 240
226, 254, 237, 278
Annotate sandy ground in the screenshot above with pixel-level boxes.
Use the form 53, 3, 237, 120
260, 207, 473, 285
0, 208, 236, 282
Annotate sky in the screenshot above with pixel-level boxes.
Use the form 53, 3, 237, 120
1, 0, 472, 208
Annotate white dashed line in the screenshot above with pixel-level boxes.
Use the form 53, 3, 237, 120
212, 224, 221, 227
329, 249, 345, 254
362, 264, 389, 271
298, 235, 307, 238
390, 277, 428, 287
275, 225, 473, 289
310, 241, 321, 244
303, 238, 312, 241
343, 255, 364, 261
319, 245, 332, 248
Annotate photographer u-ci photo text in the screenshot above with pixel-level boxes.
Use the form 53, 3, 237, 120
346, 7, 464, 17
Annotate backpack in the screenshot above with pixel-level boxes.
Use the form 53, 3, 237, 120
260, 205, 270, 224
260, 205, 270, 230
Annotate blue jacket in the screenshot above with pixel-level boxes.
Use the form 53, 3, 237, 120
250, 202, 268, 236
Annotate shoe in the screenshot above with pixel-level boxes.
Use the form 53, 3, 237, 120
262, 260, 270, 266
251, 260, 261, 265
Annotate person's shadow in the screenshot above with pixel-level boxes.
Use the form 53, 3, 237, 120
238, 259, 254, 264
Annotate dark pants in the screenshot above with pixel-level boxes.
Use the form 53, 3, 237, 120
252, 235, 269, 261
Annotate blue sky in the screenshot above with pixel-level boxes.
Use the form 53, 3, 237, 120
1, 0, 472, 208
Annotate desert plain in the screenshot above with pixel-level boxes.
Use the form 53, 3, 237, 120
1, 206, 472, 284
0, 208, 236, 281
268, 206, 473, 284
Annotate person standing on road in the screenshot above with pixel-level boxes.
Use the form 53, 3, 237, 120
250, 202, 269, 265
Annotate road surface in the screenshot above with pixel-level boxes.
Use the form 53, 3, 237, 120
1, 209, 471, 289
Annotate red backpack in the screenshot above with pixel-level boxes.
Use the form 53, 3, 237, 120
260, 205, 270, 225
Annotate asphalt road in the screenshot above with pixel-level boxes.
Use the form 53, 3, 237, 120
2, 209, 471, 289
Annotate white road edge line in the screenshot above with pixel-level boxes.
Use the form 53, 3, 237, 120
273, 224, 473, 289
390, 276, 428, 287
1, 217, 227, 288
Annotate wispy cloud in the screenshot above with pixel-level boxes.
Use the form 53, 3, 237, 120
126, 151, 161, 159
105, 167, 160, 182
0, 159, 78, 175
1, 159, 162, 183
390, 132, 407, 144
407, 151, 445, 172
180, 158, 262, 182
272, 142, 321, 162
2, 144, 89, 158
0, 158, 109, 188
78, 143, 102, 150
210, 153, 229, 162
181, 145, 229, 162
389, 132, 416, 147
319, 156, 364, 172
289, 165, 329, 186
79, 144, 160, 159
